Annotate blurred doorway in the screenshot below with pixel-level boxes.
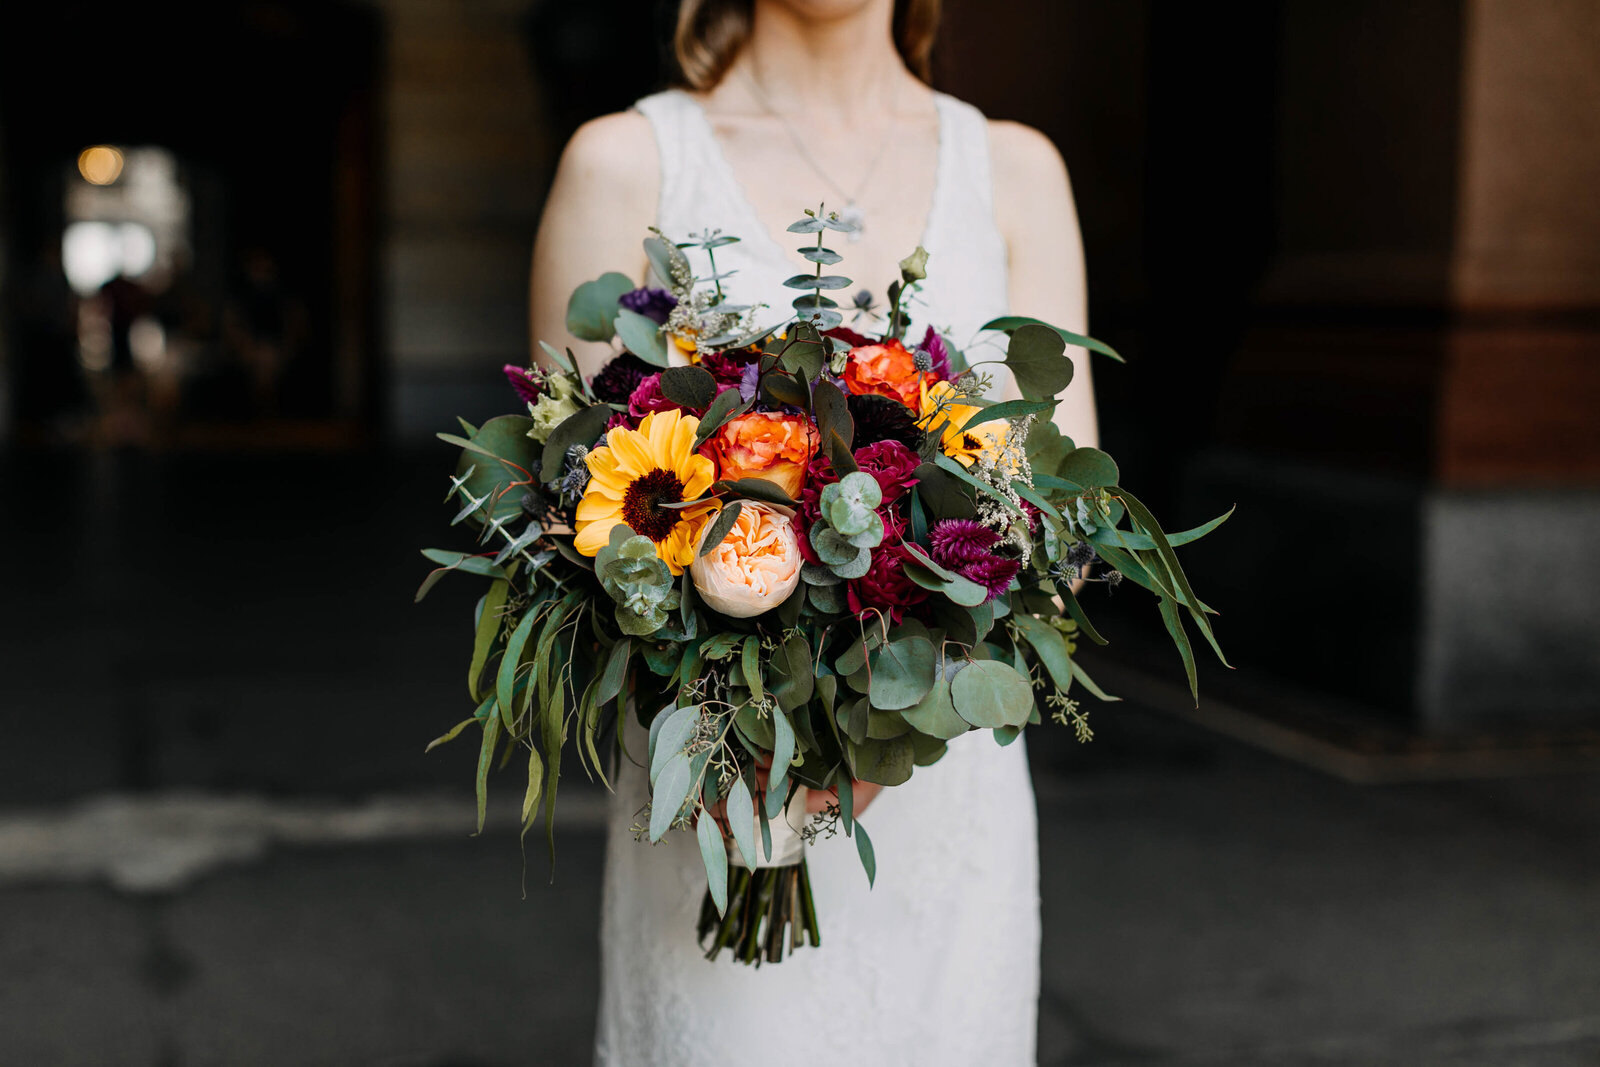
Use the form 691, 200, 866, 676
0, 0, 380, 449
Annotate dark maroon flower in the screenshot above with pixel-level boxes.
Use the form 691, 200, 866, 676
915, 326, 954, 381
823, 325, 876, 349
852, 439, 920, 505
846, 511, 927, 623
928, 519, 1020, 601
605, 410, 633, 432
849, 392, 924, 451
591, 352, 653, 405
699, 347, 759, 387
504, 364, 542, 405
619, 286, 677, 325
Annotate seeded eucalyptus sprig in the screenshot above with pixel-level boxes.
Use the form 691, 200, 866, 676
783, 204, 855, 330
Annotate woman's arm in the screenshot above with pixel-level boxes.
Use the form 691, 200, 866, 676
529, 111, 660, 376
990, 120, 1099, 449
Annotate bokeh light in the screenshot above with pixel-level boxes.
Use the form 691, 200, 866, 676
77, 145, 125, 185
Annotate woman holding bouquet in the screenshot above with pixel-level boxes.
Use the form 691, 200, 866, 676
529, 0, 1098, 1062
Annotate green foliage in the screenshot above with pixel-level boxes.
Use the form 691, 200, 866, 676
597, 526, 679, 636
1004, 324, 1075, 400
616, 307, 669, 367
950, 660, 1034, 729
566, 272, 633, 342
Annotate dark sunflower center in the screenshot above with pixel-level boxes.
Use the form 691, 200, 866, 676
621, 468, 686, 542
963, 433, 981, 451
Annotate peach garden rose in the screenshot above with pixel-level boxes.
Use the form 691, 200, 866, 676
690, 502, 802, 618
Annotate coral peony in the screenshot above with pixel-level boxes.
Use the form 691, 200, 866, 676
703, 412, 817, 499
843, 340, 921, 409
691, 502, 802, 618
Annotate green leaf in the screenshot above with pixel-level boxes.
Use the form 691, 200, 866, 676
1068, 656, 1122, 702
425, 715, 478, 753
696, 810, 729, 915
596, 637, 632, 707
650, 705, 698, 785
659, 365, 718, 410
1013, 614, 1074, 693
520, 744, 545, 828
449, 415, 540, 528
496, 610, 540, 732
742, 635, 764, 703
868, 636, 936, 710
979, 315, 1125, 363
644, 235, 690, 288
725, 773, 757, 870
958, 398, 1055, 430
693, 388, 747, 448
933, 454, 1025, 516
900, 678, 970, 739
855, 821, 877, 888
468, 579, 509, 700
950, 660, 1034, 728
1004, 324, 1074, 399
716, 477, 798, 508
1060, 583, 1109, 646
761, 371, 809, 409
770, 634, 816, 712
848, 735, 915, 786
811, 380, 853, 450
539, 403, 612, 482
649, 751, 691, 842
767, 710, 796, 818
1158, 595, 1199, 704
836, 774, 854, 835
566, 271, 633, 342
474, 712, 502, 834
698, 501, 743, 557
911, 463, 976, 519
616, 307, 669, 367
1058, 447, 1119, 489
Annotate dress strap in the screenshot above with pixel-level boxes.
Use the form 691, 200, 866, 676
930, 92, 996, 216
633, 89, 715, 236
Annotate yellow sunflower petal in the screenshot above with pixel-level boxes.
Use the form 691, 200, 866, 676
575, 493, 622, 522
573, 516, 621, 556
608, 430, 656, 477
679, 454, 717, 500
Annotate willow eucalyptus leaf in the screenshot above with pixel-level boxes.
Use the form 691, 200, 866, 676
649, 752, 692, 842
696, 811, 729, 916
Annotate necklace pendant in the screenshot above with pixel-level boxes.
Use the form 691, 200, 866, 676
839, 202, 865, 243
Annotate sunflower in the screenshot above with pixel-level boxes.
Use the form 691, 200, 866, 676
916, 378, 1008, 469
574, 408, 717, 574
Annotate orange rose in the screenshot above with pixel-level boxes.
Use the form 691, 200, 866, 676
690, 502, 803, 618
704, 412, 817, 499
843, 340, 920, 408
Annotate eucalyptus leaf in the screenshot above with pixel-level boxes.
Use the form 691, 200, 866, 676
692, 389, 748, 448
980, 315, 1125, 363
649, 751, 692, 842
565, 271, 633, 342
900, 678, 971, 739
1004, 323, 1074, 399
868, 636, 936, 710
950, 659, 1035, 728
726, 773, 757, 870
658, 365, 718, 410
855, 821, 877, 888
696, 810, 729, 915
539, 404, 612, 482
615, 307, 669, 367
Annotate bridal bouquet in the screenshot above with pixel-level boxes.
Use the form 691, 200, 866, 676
417, 209, 1229, 964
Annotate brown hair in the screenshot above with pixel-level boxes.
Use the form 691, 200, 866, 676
674, 0, 941, 91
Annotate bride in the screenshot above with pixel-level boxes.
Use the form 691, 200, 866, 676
529, 1, 1097, 1062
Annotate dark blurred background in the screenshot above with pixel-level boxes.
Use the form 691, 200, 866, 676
2, 2, 1598, 1065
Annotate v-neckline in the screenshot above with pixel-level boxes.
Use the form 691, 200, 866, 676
673, 88, 949, 272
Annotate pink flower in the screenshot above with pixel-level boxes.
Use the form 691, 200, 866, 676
852, 439, 921, 506
504, 364, 542, 405
928, 519, 1020, 601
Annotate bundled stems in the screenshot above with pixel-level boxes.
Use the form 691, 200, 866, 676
697, 859, 820, 965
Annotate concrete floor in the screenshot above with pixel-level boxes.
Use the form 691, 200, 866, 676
3, 450, 1599, 1065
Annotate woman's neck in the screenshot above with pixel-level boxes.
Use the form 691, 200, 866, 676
732, 0, 914, 124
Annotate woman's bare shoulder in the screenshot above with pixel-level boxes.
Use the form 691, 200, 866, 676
987, 119, 1070, 186
557, 110, 659, 194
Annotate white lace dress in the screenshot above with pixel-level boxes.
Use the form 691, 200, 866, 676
593, 89, 1040, 1067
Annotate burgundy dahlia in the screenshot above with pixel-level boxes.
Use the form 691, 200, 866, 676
846, 512, 927, 623
503, 364, 542, 405
591, 352, 653, 405
928, 519, 1021, 601
628, 373, 681, 418
852, 439, 921, 505
700, 347, 759, 387
619, 286, 677, 325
